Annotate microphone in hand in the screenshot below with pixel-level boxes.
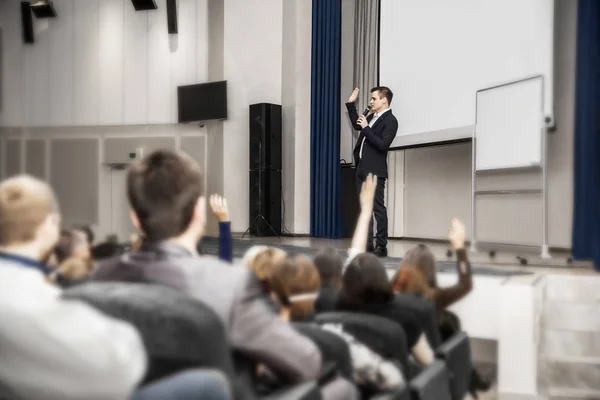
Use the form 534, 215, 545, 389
362, 105, 372, 117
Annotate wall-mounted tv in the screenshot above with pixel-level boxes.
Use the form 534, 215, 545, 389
177, 80, 227, 123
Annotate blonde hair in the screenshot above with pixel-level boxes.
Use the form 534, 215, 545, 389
0, 175, 58, 246
241, 246, 287, 282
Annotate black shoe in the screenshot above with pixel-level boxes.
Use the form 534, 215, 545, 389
367, 244, 375, 253
373, 247, 388, 258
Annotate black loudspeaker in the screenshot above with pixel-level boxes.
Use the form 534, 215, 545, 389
21, 2, 34, 44
130, 0, 157, 11
166, 0, 178, 34
249, 103, 282, 170
249, 170, 281, 236
246, 103, 282, 237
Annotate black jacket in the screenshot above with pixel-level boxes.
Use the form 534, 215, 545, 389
346, 102, 398, 179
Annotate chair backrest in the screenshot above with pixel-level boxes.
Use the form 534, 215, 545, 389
63, 282, 236, 385
314, 312, 410, 378
370, 383, 410, 400
409, 360, 452, 400
435, 331, 471, 400
292, 322, 353, 381
394, 294, 441, 348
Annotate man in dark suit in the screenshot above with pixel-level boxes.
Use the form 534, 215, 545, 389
345, 86, 398, 257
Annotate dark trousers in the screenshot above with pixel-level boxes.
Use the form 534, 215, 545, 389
356, 174, 388, 249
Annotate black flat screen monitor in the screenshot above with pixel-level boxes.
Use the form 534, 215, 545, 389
177, 80, 227, 123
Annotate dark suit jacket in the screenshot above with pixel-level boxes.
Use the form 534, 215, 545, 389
346, 102, 399, 179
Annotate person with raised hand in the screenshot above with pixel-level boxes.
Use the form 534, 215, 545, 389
209, 194, 232, 262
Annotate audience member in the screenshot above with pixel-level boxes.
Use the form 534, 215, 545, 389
242, 245, 287, 290
270, 254, 321, 321
92, 150, 322, 386
391, 218, 489, 396
0, 175, 147, 400
269, 254, 401, 398
209, 194, 233, 262
313, 247, 344, 312
337, 252, 434, 366
314, 174, 378, 313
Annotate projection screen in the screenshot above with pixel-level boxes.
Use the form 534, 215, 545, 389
379, 0, 554, 143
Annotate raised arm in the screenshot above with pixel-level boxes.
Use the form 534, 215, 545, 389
210, 195, 233, 263
347, 174, 377, 263
433, 218, 473, 310
345, 87, 363, 131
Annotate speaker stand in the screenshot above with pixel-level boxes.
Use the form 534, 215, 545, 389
242, 140, 280, 239
242, 213, 279, 239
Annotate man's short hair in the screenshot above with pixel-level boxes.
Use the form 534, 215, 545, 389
370, 86, 394, 105
0, 175, 58, 246
127, 149, 204, 241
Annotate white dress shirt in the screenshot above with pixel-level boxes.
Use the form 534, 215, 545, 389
359, 107, 391, 159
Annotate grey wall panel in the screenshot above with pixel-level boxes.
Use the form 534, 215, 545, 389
387, 150, 404, 237
476, 170, 542, 192
180, 136, 206, 173
404, 143, 472, 239
50, 139, 99, 226
475, 194, 542, 246
5, 139, 21, 177
104, 137, 176, 164
25, 140, 46, 180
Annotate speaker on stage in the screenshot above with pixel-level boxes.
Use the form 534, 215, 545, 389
249, 103, 282, 170
249, 170, 281, 236
247, 103, 282, 237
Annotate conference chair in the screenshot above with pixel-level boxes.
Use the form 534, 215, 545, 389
292, 322, 354, 381
394, 293, 441, 348
434, 331, 472, 400
64, 282, 319, 400
408, 360, 452, 400
314, 312, 410, 399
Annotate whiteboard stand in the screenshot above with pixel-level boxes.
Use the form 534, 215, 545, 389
470, 75, 551, 260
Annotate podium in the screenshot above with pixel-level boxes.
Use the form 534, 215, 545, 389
340, 164, 359, 238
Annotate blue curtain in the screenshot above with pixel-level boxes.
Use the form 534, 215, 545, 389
573, 0, 600, 270
310, 0, 342, 238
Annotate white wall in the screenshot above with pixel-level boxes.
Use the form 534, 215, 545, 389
0, 0, 208, 127
222, 0, 283, 232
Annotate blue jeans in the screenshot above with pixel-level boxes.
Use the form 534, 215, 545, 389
132, 369, 230, 400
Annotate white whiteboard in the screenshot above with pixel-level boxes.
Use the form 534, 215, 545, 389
380, 0, 554, 138
475, 77, 544, 171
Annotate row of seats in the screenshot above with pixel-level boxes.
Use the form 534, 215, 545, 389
63, 281, 471, 400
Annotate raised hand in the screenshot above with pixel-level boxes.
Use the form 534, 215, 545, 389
210, 195, 230, 222
348, 87, 360, 103
448, 217, 466, 250
360, 174, 377, 211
